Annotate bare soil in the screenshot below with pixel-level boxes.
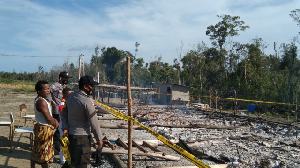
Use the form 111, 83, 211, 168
0, 89, 36, 168
0, 89, 196, 168
0, 89, 63, 168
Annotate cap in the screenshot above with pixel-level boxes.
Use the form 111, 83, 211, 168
78, 75, 99, 86
59, 71, 72, 78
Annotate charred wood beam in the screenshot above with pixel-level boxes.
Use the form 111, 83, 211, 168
177, 139, 226, 164
132, 140, 148, 153
116, 138, 128, 150
155, 164, 228, 168
142, 141, 161, 152
99, 148, 180, 161
148, 123, 237, 129
100, 124, 143, 130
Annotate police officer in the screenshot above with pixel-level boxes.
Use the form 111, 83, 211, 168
62, 75, 103, 168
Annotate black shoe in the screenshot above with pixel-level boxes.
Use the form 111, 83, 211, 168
61, 161, 71, 168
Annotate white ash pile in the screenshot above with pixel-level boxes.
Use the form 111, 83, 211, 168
131, 105, 300, 167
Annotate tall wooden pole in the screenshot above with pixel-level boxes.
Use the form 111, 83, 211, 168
296, 95, 298, 122
127, 56, 133, 168
78, 54, 85, 79
296, 95, 298, 138
97, 72, 100, 100
209, 89, 212, 108
215, 90, 218, 112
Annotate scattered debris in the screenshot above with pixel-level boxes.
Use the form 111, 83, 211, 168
101, 104, 300, 167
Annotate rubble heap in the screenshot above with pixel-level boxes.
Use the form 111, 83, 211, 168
130, 105, 300, 167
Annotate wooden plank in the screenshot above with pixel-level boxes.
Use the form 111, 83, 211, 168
100, 124, 142, 130
110, 154, 127, 168
126, 139, 179, 147
142, 141, 161, 152
103, 136, 117, 150
102, 139, 178, 147
156, 164, 228, 168
100, 148, 180, 161
178, 139, 194, 154
116, 138, 128, 150
97, 116, 121, 120
148, 123, 237, 129
132, 140, 148, 153
178, 139, 226, 164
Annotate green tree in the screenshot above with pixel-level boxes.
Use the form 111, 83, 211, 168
101, 47, 127, 83
280, 43, 299, 103
132, 57, 151, 86
181, 44, 226, 96
290, 9, 300, 33
90, 48, 106, 82
234, 39, 266, 99
148, 57, 178, 84
206, 14, 249, 50
202, 48, 226, 91
181, 49, 205, 96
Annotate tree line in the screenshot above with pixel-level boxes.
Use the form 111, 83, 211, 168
1, 10, 300, 106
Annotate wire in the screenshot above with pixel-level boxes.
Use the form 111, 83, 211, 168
0, 53, 78, 58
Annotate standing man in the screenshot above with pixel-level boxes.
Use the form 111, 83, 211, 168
50, 71, 72, 164
51, 71, 72, 107
62, 75, 103, 168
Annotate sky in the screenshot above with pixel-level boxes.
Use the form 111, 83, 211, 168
0, 0, 299, 72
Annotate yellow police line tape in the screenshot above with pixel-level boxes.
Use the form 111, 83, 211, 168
201, 96, 294, 106
95, 101, 210, 168
223, 98, 293, 105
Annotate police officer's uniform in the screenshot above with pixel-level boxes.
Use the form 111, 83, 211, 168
62, 76, 101, 168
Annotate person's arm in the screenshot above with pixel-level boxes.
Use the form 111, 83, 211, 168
85, 98, 102, 146
36, 98, 59, 128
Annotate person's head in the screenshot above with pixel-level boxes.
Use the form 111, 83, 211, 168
35, 80, 50, 98
62, 87, 72, 99
59, 71, 72, 85
78, 75, 98, 95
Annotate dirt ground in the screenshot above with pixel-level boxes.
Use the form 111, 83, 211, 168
0, 89, 177, 168
0, 89, 196, 168
7, 87, 298, 168
0, 89, 48, 168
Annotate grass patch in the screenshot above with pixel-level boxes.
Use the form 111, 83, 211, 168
0, 81, 35, 93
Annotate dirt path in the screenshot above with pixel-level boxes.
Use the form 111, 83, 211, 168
0, 89, 59, 168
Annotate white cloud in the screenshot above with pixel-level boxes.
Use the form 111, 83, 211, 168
0, 0, 299, 72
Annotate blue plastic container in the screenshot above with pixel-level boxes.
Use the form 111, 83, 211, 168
247, 104, 256, 112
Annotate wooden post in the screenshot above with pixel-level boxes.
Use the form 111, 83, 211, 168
97, 72, 100, 100
234, 90, 237, 116
127, 56, 133, 168
108, 91, 110, 104
296, 96, 298, 122
209, 89, 212, 108
296, 96, 298, 138
101, 88, 104, 102
215, 90, 218, 112
288, 103, 291, 122
234, 89, 237, 126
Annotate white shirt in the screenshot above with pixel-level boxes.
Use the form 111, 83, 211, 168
34, 97, 52, 125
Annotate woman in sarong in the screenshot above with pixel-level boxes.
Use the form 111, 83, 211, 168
31, 80, 59, 168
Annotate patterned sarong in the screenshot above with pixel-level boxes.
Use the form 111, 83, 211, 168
31, 123, 55, 164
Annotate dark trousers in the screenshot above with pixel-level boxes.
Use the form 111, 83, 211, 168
68, 135, 91, 168
52, 114, 61, 153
